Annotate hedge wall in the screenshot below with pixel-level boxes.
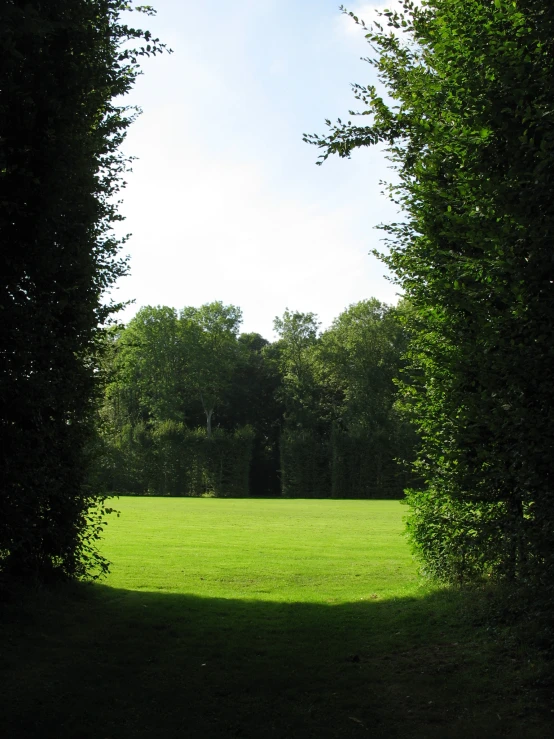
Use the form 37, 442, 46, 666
279, 430, 331, 498
280, 427, 410, 499
93, 423, 254, 497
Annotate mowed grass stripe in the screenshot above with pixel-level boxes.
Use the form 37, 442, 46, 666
100, 498, 419, 601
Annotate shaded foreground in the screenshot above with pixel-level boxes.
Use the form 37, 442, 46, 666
1, 582, 552, 738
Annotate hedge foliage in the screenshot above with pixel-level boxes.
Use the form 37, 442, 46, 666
307, 0, 554, 590
280, 426, 412, 499
0, 0, 164, 579
93, 423, 254, 497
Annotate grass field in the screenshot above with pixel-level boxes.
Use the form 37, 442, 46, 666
1, 498, 552, 738
100, 498, 420, 601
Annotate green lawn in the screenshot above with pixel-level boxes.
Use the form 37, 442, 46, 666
100, 498, 419, 602
1, 498, 551, 738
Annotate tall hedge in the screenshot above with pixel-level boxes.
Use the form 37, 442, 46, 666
330, 427, 407, 500
0, 1, 164, 579
308, 0, 554, 589
280, 427, 410, 499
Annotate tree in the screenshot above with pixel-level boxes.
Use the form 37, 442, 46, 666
307, 0, 554, 587
0, 1, 165, 579
318, 300, 406, 431
273, 309, 322, 430
107, 306, 188, 427
181, 302, 245, 437
100, 303, 245, 437
220, 333, 284, 496
317, 300, 416, 498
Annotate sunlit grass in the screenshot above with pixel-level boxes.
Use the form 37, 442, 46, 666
100, 498, 420, 602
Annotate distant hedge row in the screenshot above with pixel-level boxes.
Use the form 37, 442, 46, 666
92, 423, 411, 499
280, 428, 411, 499
92, 422, 254, 497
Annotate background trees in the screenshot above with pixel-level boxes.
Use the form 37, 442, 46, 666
307, 0, 554, 589
181, 302, 245, 437
223, 333, 284, 496
0, 1, 164, 579
96, 299, 413, 499
276, 300, 415, 498
318, 300, 416, 499
97, 303, 256, 497
273, 310, 323, 432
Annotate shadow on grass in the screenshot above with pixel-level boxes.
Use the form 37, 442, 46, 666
0, 583, 550, 739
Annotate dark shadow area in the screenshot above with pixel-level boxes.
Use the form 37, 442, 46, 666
0, 584, 551, 739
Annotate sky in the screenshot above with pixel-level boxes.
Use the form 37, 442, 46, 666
110, 0, 406, 339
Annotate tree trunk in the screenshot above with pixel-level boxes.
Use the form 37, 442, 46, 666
199, 391, 214, 438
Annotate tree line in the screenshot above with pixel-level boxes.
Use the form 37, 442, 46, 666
92, 300, 417, 499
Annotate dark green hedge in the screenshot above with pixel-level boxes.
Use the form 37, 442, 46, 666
93, 423, 254, 497
280, 427, 411, 499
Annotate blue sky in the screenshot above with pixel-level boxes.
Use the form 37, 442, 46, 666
111, 1, 404, 338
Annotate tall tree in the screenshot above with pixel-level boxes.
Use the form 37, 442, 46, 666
273, 309, 322, 430
0, 1, 165, 578
181, 302, 245, 437
223, 333, 284, 496
307, 0, 554, 587
107, 306, 188, 427
317, 300, 406, 431
317, 300, 416, 498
